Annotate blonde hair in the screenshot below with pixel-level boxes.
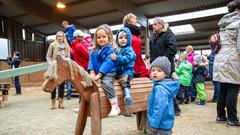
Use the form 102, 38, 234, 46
186, 45, 193, 51
123, 13, 137, 24
53, 31, 71, 55
93, 24, 113, 48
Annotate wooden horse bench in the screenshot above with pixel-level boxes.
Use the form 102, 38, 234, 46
42, 55, 153, 135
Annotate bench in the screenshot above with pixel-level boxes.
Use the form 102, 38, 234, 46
0, 83, 10, 108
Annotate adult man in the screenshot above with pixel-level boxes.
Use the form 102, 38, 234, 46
61, 20, 76, 99
150, 17, 180, 115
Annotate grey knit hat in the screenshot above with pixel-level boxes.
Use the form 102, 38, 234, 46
193, 54, 203, 65
151, 56, 171, 76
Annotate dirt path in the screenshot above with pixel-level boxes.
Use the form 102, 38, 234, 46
0, 86, 239, 135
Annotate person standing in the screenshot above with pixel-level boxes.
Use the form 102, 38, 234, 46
150, 17, 180, 115
46, 31, 70, 109
214, 0, 240, 126
61, 20, 76, 99
7, 51, 22, 95
123, 13, 149, 78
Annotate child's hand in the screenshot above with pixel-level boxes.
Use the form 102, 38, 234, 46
110, 54, 116, 61
94, 73, 103, 81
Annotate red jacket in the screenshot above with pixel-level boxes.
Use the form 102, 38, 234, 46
132, 35, 149, 77
71, 40, 91, 69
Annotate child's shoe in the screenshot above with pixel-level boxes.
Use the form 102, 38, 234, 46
108, 106, 121, 117
195, 100, 206, 105
124, 87, 133, 107
108, 97, 121, 117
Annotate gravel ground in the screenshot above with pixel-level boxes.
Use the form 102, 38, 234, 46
0, 86, 239, 135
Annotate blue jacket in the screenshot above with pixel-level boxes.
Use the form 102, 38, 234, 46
88, 45, 116, 75
115, 27, 136, 77
147, 79, 179, 131
65, 25, 76, 43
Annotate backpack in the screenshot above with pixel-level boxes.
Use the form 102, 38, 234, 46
208, 33, 221, 54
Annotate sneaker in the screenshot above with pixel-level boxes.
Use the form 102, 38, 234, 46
67, 96, 71, 100
207, 99, 217, 103
73, 108, 79, 113
191, 97, 196, 102
123, 113, 133, 117
195, 100, 206, 105
227, 120, 240, 126
184, 100, 189, 104
108, 106, 121, 117
216, 116, 227, 123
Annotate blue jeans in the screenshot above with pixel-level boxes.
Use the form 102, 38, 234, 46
66, 80, 72, 97
13, 76, 21, 94
212, 81, 219, 100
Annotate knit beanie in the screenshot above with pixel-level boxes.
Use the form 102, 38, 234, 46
151, 56, 171, 76
194, 54, 203, 65
73, 30, 84, 37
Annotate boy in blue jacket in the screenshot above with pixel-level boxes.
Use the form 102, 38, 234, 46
148, 56, 179, 135
110, 27, 136, 107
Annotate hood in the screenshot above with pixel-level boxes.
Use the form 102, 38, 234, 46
154, 79, 179, 97
181, 61, 192, 71
218, 11, 240, 28
116, 27, 132, 48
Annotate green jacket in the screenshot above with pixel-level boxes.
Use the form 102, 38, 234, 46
176, 61, 192, 86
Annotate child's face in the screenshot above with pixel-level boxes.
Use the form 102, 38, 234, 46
179, 56, 185, 62
96, 29, 109, 47
118, 32, 127, 46
75, 36, 84, 41
151, 67, 166, 81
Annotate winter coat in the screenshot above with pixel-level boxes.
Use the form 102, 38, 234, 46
124, 24, 148, 76
115, 27, 136, 77
88, 45, 116, 75
7, 57, 21, 69
150, 27, 177, 73
71, 40, 90, 69
213, 11, 240, 85
186, 51, 196, 67
176, 61, 192, 86
147, 79, 179, 131
192, 65, 207, 83
65, 25, 76, 43
46, 41, 70, 63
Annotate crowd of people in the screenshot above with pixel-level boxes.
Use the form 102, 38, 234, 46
41, 0, 240, 134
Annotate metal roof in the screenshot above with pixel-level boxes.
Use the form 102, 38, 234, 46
0, 0, 232, 50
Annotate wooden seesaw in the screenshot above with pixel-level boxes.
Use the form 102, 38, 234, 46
42, 55, 153, 135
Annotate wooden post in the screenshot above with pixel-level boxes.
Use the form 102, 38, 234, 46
75, 99, 88, 135
90, 92, 101, 135
136, 111, 142, 130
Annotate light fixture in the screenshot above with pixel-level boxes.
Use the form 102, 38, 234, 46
56, 0, 66, 9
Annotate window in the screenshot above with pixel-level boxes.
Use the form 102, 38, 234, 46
0, 38, 9, 60
22, 29, 26, 40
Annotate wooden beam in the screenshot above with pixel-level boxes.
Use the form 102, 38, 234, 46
10, 13, 28, 19
104, 0, 148, 27
76, 9, 118, 20
29, 23, 51, 28
67, 0, 95, 7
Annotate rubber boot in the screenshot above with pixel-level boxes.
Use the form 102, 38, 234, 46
51, 99, 56, 110
58, 98, 64, 109
108, 97, 120, 117
124, 87, 133, 107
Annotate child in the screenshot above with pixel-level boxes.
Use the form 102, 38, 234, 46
147, 56, 179, 135
192, 55, 207, 105
110, 27, 136, 107
88, 25, 120, 117
176, 53, 193, 104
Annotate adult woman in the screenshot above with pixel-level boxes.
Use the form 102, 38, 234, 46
213, 0, 240, 126
123, 13, 149, 78
46, 31, 70, 109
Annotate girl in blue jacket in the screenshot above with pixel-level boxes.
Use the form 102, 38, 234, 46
110, 27, 136, 108
148, 56, 179, 135
88, 25, 120, 117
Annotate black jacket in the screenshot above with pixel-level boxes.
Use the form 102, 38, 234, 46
7, 57, 21, 68
192, 65, 207, 83
150, 28, 177, 73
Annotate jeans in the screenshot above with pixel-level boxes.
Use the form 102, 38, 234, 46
190, 81, 197, 99
217, 83, 239, 122
212, 81, 219, 100
66, 80, 72, 97
13, 76, 21, 94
